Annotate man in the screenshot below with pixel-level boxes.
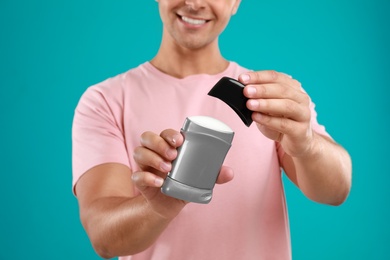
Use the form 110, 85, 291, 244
72, 0, 352, 259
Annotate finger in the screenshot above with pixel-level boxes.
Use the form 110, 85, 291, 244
131, 171, 165, 189
243, 83, 308, 104
256, 123, 282, 142
247, 98, 310, 122
252, 112, 304, 138
215, 166, 234, 184
239, 71, 293, 85
160, 129, 184, 148
140, 131, 178, 161
133, 146, 172, 173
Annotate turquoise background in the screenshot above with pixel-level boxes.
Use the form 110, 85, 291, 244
1, 0, 389, 259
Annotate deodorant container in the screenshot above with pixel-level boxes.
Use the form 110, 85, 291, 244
161, 116, 234, 204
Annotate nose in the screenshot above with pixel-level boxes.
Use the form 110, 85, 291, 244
184, 0, 205, 11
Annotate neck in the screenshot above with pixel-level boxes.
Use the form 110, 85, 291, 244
150, 33, 229, 78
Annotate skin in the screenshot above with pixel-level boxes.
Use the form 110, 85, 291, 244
240, 71, 352, 205
75, 0, 352, 258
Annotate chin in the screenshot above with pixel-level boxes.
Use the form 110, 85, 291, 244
178, 37, 216, 50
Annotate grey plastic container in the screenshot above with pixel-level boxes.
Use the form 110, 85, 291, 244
161, 116, 234, 204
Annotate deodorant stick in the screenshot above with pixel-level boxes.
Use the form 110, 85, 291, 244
161, 116, 234, 204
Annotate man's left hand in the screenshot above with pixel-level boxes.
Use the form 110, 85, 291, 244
239, 70, 314, 158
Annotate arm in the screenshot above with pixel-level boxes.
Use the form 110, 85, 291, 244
240, 71, 352, 205
75, 163, 173, 258
281, 133, 352, 205
75, 129, 234, 259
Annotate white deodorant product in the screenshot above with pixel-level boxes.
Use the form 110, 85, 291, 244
161, 116, 234, 204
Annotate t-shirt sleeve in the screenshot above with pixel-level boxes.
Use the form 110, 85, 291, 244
72, 86, 130, 193
276, 98, 331, 162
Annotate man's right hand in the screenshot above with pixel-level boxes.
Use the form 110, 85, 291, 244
132, 129, 235, 220
132, 129, 187, 220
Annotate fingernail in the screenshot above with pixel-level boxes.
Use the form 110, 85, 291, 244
240, 74, 250, 84
254, 112, 264, 121
246, 86, 256, 96
131, 173, 139, 182
248, 99, 259, 108
155, 177, 164, 187
160, 162, 171, 172
166, 148, 176, 159
171, 134, 181, 146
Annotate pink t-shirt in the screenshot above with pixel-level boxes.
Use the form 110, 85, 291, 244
72, 62, 329, 260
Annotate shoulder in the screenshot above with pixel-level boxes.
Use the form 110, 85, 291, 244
77, 63, 150, 107
88, 63, 148, 95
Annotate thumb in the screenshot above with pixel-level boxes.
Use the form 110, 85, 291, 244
216, 166, 234, 184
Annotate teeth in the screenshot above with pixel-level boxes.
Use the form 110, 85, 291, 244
181, 16, 206, 25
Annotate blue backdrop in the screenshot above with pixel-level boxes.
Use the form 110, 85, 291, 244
1, 0, 389, 259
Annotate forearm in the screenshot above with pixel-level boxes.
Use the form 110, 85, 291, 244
284, 133, 352, 205
81, 195, 171, 258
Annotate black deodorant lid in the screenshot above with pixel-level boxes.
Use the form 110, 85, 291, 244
208, 77, 253, 127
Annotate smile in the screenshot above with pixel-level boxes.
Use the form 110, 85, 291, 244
181, 16, 208, 25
